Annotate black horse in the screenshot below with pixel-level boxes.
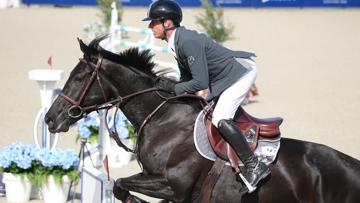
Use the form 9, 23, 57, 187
45, 37, 360, 203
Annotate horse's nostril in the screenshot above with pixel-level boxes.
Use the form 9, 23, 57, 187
45, 115, 53, 125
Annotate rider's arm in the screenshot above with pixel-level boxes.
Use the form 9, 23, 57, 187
174, 39, 209, 95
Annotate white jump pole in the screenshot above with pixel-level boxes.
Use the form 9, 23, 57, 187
29, 69, 63, 149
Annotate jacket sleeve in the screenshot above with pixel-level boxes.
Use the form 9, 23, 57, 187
174, 39, 209, 95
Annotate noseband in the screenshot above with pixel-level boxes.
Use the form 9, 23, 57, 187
59, 55, 107, 119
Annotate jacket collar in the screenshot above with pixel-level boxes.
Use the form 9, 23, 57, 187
174, 26, 185, 57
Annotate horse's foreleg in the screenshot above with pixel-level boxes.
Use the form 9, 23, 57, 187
112, 183, 149, 203
114, 173, 175, 201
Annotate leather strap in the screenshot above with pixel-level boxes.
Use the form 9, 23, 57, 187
198, 158, 226, 202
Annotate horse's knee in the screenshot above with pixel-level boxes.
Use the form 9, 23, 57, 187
113, 178, 130, 201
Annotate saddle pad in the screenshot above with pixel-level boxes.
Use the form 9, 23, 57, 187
194, 110, 281, 166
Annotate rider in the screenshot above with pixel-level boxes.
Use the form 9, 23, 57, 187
142, 0, 270, 191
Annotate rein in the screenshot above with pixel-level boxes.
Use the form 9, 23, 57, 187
59, 54, 208, 154
59, 56, 107, 119
109, 91, 208, 154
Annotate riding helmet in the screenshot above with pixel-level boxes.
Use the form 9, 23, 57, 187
142, 0, 182, 26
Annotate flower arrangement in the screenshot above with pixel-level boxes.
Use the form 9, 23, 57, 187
31, 148, 79, 186
77, 111, 137, 144
0, 142, 35, 179
0, 142, 79, 186
77, 114, 100, 144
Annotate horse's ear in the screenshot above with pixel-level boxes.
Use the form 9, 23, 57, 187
78, 38, 90, 55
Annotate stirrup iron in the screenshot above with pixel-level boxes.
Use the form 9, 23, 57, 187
238, 173, 256, 193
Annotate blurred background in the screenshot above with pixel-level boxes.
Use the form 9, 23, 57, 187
0, 0, 360, 202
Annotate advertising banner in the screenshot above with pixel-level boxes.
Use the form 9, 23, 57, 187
252, 0, 303, 7
22, 0, 360, 7
22, 0, 96, 5
209, 0, 253, 7
303, 0, 360, 7
121, 0, 251, 7
121, 0, 197, 6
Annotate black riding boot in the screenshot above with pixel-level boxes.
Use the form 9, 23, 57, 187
218, 119, 270, 191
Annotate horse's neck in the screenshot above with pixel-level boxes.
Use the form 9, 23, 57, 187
108, 71, 161, 129
119, 93, 164, 130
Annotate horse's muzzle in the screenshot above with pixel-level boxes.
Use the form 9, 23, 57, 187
45, 111, 70, 133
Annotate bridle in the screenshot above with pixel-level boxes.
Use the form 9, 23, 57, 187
59, 55, 107, 119
59, 54, 208, 153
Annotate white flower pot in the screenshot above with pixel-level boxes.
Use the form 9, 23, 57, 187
30, 184, 42, 200
41, 175, 71, 203
3, 173, 32, 203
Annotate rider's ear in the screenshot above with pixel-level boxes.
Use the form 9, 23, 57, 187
165, 19, 173, 28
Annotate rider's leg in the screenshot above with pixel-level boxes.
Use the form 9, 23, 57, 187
217, 119, 270, 188
211, 58, 257, 129
212, 60, 269, 190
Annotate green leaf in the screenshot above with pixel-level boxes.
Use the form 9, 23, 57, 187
125, 120, 137, 143
195, 0, 234, 43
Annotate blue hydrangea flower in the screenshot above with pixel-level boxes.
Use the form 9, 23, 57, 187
77, 112, 100, 139
83, 114, 99, 127
0, 148, 11, 168
0, 142, 37, 170
0, 141, 79, 176
108, 111, 128, 139
78, 125, 91, 139
35, 148, 79, 169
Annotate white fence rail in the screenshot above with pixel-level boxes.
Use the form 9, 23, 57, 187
100, 2, 180, 78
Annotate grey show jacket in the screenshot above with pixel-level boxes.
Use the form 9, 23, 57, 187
173, 26, 256, 98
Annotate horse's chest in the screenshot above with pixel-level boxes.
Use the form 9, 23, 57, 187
137, 137, 172, 173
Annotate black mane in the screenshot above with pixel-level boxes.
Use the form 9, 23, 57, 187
87, 35, 157, 78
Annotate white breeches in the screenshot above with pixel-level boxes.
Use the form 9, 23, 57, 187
212, 58, 257, 128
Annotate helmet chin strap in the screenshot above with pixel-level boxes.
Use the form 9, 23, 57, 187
161, 20, 176, 41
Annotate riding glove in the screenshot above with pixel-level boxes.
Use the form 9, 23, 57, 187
157, 78, 176, 94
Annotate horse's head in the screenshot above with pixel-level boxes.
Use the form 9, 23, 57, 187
45, 37, 116, 133
45, 36, 174, 133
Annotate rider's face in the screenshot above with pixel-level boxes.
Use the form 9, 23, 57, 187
148, 20, 164, 39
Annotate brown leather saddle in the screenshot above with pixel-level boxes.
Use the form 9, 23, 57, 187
205, 105, 283, 170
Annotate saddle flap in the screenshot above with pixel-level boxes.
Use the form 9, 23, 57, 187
206, 118, 258, 164
204, 105, 282, 165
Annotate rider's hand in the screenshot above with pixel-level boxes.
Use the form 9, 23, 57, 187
157, 78, 176, 94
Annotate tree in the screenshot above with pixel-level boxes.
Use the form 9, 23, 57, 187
195, 0, 234, 43
97, 0, 124, 26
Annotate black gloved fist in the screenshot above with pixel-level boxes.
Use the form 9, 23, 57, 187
157, 77, 176, 94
